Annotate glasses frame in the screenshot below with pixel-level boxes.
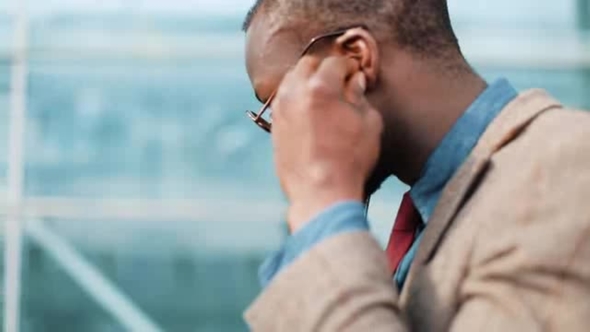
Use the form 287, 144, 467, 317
246, 25, 368, 133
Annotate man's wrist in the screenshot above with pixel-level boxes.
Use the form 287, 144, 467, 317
287, 189, 364, 233
259, 201, 368, 287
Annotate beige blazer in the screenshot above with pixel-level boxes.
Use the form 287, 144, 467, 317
244, 90, 590, 331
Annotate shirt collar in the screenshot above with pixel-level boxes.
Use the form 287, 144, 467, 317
409, 79, 518, 223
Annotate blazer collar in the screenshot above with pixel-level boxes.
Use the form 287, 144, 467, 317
400, 89, 563, 302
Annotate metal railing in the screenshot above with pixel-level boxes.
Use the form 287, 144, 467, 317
4, 0, 27, 328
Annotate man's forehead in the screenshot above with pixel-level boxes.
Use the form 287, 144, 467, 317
245, 16, 303, 101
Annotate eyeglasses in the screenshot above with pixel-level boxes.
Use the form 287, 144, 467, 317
246, 25, 367, 133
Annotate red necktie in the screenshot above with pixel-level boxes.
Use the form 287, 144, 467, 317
385, 192, 422, 274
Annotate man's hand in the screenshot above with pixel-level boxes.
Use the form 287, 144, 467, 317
271, 55, 383, 233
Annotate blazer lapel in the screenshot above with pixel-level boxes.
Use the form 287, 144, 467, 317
400, 151, 490, 305
400, 89, 563, 302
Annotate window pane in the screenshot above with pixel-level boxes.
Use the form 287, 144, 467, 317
22, 217, 284, 331
450, 0, 590, 109
450, 0, 576, 30
25, 59, 281, 199
22, 10, 283, 198
21, 234, 126, 332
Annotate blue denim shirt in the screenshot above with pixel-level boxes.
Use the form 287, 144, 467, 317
259, 79, 518, 289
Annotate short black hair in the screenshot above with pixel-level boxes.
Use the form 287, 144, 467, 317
242, 0, 266, 32
242, 0, 460, 58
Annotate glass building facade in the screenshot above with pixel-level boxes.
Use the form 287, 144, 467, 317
0, 0, 588, 331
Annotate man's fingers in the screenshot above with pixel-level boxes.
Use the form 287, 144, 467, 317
273, 56, 320, 120
287, 56, 322, 82
312, 56, 358, 94
273, 55, 361, 124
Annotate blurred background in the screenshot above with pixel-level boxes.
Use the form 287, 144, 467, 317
0, 0, 588, 331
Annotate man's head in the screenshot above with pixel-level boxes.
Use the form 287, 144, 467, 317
243, 0, 481, 192
243, 0, 460, 58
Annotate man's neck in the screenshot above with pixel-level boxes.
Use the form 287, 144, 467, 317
380, 56, 487, 186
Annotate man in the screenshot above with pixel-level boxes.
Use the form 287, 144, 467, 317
241, 0, 590, 331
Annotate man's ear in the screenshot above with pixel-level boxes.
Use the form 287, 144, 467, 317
335, 28, 380, 89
